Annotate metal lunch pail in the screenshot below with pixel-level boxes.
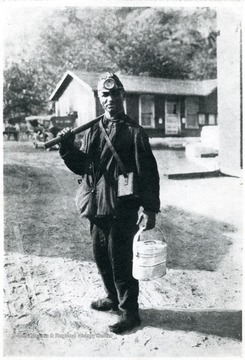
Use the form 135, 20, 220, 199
133, 226, 167, 281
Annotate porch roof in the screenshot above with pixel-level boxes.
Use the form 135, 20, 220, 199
49, 70, 217, 101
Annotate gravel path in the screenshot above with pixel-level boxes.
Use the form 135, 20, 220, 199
3, 142, 243, 357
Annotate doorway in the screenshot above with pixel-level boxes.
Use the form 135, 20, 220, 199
165, 99, 180, 135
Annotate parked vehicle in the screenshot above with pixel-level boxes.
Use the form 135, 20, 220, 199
3, 125, 20, 141
26, 114, 77, 150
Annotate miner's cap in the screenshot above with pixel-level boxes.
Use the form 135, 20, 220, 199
97, 72, 124, 93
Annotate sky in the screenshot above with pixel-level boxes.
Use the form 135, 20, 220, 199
3, 7, 56, 60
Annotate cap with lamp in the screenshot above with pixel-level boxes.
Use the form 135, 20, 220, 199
97, 72, 124, 93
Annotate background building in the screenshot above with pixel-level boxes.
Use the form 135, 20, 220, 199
49, 71, 217, 138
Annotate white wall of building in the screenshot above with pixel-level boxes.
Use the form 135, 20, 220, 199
56, 79, 96, 127
217, 8, 242, 176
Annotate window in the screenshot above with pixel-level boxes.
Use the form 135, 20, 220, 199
185, 97, 199, 129
167, 102, 177, 114
140, 95, 154, 128
198, 113, 206, 125
186, 115, 199, 129
208, 114, 216, 125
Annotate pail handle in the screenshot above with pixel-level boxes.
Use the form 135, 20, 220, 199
133, 225, 165, 254
133, 227, 145, 254
134, 227, 145, 242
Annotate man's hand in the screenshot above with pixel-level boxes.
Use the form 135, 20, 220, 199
137, 211, 156, 231
58, 127, 75, 149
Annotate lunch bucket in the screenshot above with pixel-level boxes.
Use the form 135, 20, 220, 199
133, 226, 167, 281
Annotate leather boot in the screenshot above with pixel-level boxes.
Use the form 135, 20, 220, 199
91, 297, 118, 311
109, 313, 141, 334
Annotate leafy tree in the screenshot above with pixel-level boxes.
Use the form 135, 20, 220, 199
105, 7, 217, 79
33, 7, 216, 80
4, 7, 217, 119
3, 59, 50, 120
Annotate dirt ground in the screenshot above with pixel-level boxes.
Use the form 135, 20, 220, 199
3, 141, 243, 357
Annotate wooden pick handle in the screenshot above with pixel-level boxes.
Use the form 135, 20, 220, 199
44, 116, 102, 149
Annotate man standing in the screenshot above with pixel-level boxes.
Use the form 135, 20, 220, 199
59, 72, 160, 334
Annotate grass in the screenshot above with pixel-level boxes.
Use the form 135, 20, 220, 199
4, 142, 235, 271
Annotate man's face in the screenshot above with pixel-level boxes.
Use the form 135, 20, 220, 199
98, 89, 125, 117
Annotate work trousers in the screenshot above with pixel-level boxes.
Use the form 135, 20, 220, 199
90, 213, 139, 315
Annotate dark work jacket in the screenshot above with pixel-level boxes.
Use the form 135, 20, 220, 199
60, 114, 160, 218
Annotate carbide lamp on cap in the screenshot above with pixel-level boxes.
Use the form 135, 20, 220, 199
97, 72, 124, 92
104, 78, 116, 90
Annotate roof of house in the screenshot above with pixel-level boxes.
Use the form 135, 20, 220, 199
49, 70, 217, 101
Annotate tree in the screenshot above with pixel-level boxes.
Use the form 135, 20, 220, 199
33, 7, 216, 80
108, 7, 217, 79
4, 7, 217, 119
3, 59, 50, 120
